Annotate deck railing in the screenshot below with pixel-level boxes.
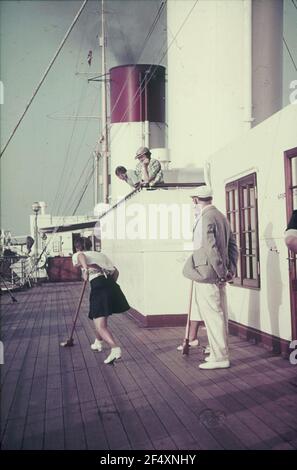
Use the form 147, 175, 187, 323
0, 255, 34, 290
39, 182, 204, 234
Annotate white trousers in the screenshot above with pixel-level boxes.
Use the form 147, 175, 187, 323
194, 282, 229, 362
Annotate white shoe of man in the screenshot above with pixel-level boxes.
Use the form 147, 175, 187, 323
199, 359, 230, 370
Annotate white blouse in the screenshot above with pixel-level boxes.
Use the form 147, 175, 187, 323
72, 250, 115, 281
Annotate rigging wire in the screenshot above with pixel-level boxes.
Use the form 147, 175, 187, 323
105, 1, 167, 129
0, 0, 89, 159
24, 151, 95, 283
283, 36, 297, 73
52, 2, 91, 213
75, 7, 91, 74
61, 0, 168, 213
26, 0, 199, 279
61, 153, 93, 215
46, 85, 97, 120
78, 0, 196, 213
108, 1, 199, 149
71, 165, 95, 215
52, 82, 89, 214
55, 90, 99, 216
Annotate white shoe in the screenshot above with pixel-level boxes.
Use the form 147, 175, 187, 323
204, 345, 211, 354
205, 355, 215, 362
177, 339, 199, 351
104, 347, 122, 364
199, 360, 230, 370
90, 339, 103, 352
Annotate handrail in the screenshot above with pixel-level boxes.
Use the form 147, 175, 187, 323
39, 182, 204, 234
39, 186, 143, 234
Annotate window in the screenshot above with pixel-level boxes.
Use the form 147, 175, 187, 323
53, 236, 62, 253
226, 173, 260, 288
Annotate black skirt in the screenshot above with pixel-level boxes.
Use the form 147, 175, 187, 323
89, 275, 130, 319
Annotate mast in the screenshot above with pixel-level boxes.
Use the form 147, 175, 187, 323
101, 0, 109, 204
93, 141, 100, 206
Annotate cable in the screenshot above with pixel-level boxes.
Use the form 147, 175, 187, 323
75, 6, 91, 74
108, 1, 199, 148
46, 86, 97, 120
86, 0, 167, 203
72, 166, 94, 215
61, 153, 93, 215
52, 82, 89, 214
106, 1, 167, 129
0, 0, 89, 159
111, 0, 196, 130
291, 0, 297, 12
51, 3, 91, 211
103, 2, 168, 149
283, 36, 297, 72
55, 92, 99, 216
47, 0, 193, 219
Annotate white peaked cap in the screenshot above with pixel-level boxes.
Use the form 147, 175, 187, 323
191, 185, 213, 199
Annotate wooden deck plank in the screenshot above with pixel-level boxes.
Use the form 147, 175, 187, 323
96, 394, 132, 450
147, 322, 297, 449
79, 400, 109, 450
152, 436, 178, 450
74, 368, 97, 404
1, 417, 26, 450
119, 341, 223, 450
60, 370, 80, 407
1, 282, 297, 450
5, 378, 33, 422
226, 346, 297, 433
112, 318, 223, 450
116, 317, 246, 450
44, 408, 65, 450
22, 413, 44, 450
1, 289, 42, 384
63, 403, 87, 450
164, 352, 291, 449
1, 290, 49, 439
1, 371, 21, 426
46, 372, 63, 411
111, 391, 153, 449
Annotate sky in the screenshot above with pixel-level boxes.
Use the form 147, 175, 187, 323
0, 0, 166, 235
0, 0, 296, 236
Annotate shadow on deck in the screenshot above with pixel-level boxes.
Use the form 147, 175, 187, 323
1, 282, 297, 450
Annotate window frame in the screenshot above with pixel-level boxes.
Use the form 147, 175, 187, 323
225, 173, 260, 289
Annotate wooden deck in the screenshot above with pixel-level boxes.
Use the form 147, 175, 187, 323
1, 282, 297, 450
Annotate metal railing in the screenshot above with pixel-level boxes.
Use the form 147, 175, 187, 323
39, 183, 205, 235
0, 255, 34, 290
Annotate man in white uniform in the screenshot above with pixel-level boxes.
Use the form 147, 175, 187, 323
183, 186, 238, 369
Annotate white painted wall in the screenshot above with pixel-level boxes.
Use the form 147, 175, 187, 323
252, 0, 283, 126
103, 104, 296, 340
167, 0, 283, 168
101, 187, 196, 316
208, 103, 297, 341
